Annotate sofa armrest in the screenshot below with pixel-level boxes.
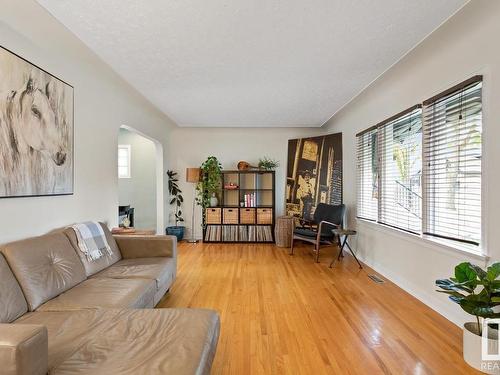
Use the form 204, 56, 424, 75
113, 235, 177, 259
0, 324, 48, 375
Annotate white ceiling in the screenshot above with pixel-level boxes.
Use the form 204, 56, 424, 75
37, 0, 466, 127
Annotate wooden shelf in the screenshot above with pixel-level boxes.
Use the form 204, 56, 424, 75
223, 189, 273, 191
203, 170, 276, 243
239, 188, 273, 191
213, 205, 273, 208
220, 170, 274, 174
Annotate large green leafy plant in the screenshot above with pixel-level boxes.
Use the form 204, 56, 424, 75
195, 156, 222, 210
436, 262, 500, 335
167, 170, 184, 226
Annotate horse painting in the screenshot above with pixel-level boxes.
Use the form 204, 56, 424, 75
0, 47, 73, 197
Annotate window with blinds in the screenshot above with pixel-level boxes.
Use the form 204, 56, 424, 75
356, 128, 378, 221
378, 106, 422, 233
355, 75, 483, 251
422, 76, 482, 245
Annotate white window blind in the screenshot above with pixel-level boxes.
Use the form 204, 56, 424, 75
378, 106, 422, 234
356, 127, 378, 221
422, 77, 482, 246
118, 144, 131, 179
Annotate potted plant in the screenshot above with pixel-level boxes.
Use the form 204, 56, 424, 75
195, 156, 222, 221
436, 262, 500, 373
166, 170, 185, 241
258, 157, 279, 171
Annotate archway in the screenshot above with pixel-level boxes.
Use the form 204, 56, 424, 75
118, 125, 164, 234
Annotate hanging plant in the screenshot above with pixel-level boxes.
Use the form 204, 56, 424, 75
195, 156, 222, 212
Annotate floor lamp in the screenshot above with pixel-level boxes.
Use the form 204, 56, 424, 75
186, 168, 201, 243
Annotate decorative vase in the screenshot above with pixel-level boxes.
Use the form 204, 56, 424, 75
210, 193, 218, 207
463, 322, 500, 374
237, 161, 258, 171
122, 217, 131, 228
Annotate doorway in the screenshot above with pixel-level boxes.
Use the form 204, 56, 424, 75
118, 125, 164, 234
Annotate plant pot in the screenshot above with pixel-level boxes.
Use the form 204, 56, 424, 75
165, 226, 185, 242
209, 193, 218, 207
463, 322, 500, 374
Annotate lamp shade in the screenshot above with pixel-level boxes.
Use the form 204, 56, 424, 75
186, 168, 201, 183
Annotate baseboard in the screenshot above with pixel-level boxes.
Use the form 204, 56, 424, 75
358, 255, 466, 327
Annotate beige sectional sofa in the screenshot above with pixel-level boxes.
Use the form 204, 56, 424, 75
0, 224, 220, 375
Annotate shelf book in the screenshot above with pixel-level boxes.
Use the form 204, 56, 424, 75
203, 170, 275, 243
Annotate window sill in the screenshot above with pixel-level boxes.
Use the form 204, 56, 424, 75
356, 218, 488, 261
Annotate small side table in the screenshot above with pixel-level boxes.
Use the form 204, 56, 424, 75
112, 228, 156, 236
329, 229, 363, 269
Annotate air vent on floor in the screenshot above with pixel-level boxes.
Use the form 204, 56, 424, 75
368, 274, 385, 284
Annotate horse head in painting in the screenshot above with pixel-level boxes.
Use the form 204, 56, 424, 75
0, 73, 68, 195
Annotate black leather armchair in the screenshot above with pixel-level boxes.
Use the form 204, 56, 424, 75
290, 203, 346, 263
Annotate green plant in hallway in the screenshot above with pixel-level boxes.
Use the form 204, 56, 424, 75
166, 170, 185, 241
436, 262, 500, 372
196, 156, 222, 209
258, 157, 279, 171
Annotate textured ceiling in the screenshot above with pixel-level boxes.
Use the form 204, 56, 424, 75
37, 0, 466, 127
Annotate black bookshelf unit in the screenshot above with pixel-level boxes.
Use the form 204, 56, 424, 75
203, 170, 276, 243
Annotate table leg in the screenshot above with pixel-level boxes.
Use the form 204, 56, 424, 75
338, 235, 347, 260
330, 235, 347, 268
330, 235, 362, 269
345, 241, 363, 269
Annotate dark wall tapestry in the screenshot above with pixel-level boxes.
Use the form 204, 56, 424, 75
0, 46, 74, 198
286, 133, 342, 221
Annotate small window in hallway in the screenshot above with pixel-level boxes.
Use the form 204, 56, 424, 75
118, 144, 131, 178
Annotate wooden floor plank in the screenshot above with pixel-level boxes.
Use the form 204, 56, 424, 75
158, 242, 480, 374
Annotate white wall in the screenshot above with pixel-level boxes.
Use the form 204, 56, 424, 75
2, 0, 495, 329
322, 0, 499, 326
169, 127, 322, 238
0, 0, 176, 243
118, 129, 157, 229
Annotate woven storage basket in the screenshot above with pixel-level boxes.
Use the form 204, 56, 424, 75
223, 208, 239, 224
240, 208, 256, 224
257, 208, 273, 224
206, 208, 222, 224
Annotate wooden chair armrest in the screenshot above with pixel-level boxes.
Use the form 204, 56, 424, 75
313, 220, 340, 242
317, 220, 340, 233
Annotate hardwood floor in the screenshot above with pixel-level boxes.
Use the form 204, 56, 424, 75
158, 242, 480, 374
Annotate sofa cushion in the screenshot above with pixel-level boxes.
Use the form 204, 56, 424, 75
91, 257, 175, 290
36, 278, 156, 311
14, 310, 106, 370
114, 235, 176, 259
15, 308, 220, 375
0, 254, 28, 323
63, 223, 122, 277
1, 232, 87, 311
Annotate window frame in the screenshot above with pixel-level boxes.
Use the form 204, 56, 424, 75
355, 75, 485, 257
118, 144, 132, 179
422, 78, 483, 247
356, 127, 379, 222
377, 105, 423, 235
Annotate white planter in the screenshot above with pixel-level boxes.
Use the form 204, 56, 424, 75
463, 322, 500, 374
209, 193, 218, 207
